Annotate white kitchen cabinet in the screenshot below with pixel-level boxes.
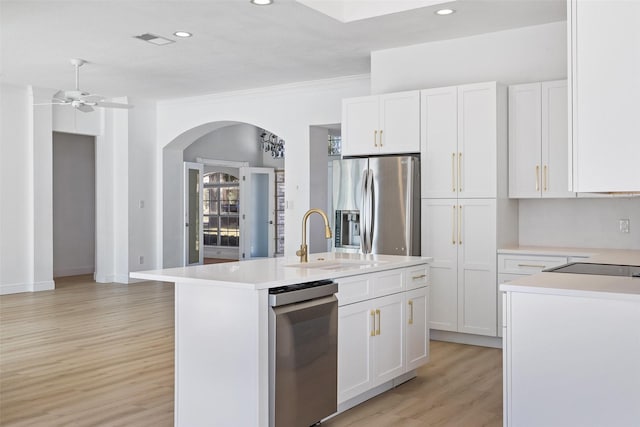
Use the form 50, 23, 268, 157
422, 198, 500, 336
336, 266, 430, 405
337, 292, 405, 403
509, 80, 574, 198
421, 82, 505, 199
342, 90, 420, 156
405, 286, 429, 371
503, 290, 640, 426
568, 0, 640, 193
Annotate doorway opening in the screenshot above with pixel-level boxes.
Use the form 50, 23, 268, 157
175, 122, 284, 267
52, 132, 96, 279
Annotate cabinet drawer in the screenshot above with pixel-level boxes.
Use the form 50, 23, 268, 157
498, 254, 567, 275
371, 269, 404, 298
337, 276, 371, 307
405, 266, 429, 291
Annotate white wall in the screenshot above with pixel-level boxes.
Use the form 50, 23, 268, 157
519, 198, 640, 250
128, 98, 159, 276
157, 75, 370, 261
371, 21, 567, 94
0, 84, 33, 293
52, 132, 95, 277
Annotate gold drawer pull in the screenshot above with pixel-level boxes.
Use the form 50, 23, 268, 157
412, 274, 426, 280
452, 152, 456, 192
535, 165, 540, 192
379, 129, 383, 147
452, 205, 456, 245
408, 300, 414, 325
458, 152, 463, 192
517, 263, 546, 268
375, 309, 381, 335
370, 310, 376, 336
374, 130, 378, 147
544, 165, 548, 191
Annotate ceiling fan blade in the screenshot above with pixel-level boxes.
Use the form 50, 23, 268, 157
80, 94, 104, 103
76, 104, 94, 113
94, 101, 134, 109
52, 90, 68, 101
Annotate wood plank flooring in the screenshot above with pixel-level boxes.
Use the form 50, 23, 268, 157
1, 275, 502, 426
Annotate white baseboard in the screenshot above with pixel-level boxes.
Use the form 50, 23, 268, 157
34, 280, 55, 291
53, 266, 94, 278
1, 280, 55, 295
430, 330, 503, 349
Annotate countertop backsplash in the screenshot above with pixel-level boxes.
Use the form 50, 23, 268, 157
518, 197, 640, 250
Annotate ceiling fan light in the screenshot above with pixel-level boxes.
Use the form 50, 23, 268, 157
251, 0, 273, 5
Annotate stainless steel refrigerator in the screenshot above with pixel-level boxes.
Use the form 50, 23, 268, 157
332, 155, 420, 256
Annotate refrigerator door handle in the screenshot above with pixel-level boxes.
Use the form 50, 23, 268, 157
360, 169, 369, 254
366, 169, 374, 254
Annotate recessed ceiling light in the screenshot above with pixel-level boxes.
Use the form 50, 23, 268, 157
435, 8, 455, 16
251, 0, 273, 5
173, 31, 192, 38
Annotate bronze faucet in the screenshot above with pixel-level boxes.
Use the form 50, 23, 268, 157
296, 208, 332, 263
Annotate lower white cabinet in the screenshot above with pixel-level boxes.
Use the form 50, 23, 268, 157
422, 198, 500, 336
337, 267, 430, 405
405, 287, 429, 371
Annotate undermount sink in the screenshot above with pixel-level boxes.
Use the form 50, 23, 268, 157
284, 258, 382, 271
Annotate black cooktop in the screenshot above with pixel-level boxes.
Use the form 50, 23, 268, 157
544, 262, 640, 277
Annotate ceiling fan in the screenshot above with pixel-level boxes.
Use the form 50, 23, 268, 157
44, 58, 133, 112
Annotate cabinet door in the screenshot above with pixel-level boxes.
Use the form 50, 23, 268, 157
372, 292, 405, 386
405, 287, 429, 371
570, 0, 640, 193
379, 90, 420, 154
457, 199, 497, 336
541, 80, 574, 198
420, 86, 458, 198
338, 299, 374, 403
458, 82, 497, 198
342, 96, 379, 156
508, 83, 542, 198
421, 199, 458, 331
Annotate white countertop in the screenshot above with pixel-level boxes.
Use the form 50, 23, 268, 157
130, 252, 431, 290
497, 245, 599, 257
500, 249, 640, 299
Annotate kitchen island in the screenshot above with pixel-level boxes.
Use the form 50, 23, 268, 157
131, 252, 431, 427
500, 250, 640, 427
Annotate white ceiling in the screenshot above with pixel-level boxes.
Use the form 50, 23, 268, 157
0, 0, 566, 100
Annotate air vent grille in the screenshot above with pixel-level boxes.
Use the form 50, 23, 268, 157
134, 33, 175, 45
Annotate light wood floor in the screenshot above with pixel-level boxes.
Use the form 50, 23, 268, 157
0, 275, 502, 426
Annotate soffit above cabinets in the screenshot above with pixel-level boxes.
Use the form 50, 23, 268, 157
296, 0, 454, 23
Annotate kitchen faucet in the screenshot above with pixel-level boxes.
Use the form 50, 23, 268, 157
296, 208, 332, 263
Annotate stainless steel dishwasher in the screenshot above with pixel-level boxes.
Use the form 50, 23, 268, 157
268, 279, 338, 427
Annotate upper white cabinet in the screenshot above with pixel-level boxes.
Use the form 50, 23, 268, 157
509, 80, 574, 198
421, 82, 505, 199
342, 91, 420, 156
568, 0, 640, 193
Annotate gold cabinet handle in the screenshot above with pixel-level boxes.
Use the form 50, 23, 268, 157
451, 152, 456, 192
375, 309, 381, 335
412, 274, 426, 280
458, 204, 462, 245
458, 152, 463, 192
374, 130, 378, 147
517, 263, 546, 268
370, 310, 376, 336
543, 165, 548, 192
452, 205, 456, 245
535, 165, 540, 192
379, 129, 383, 147
408, 300, 414, 325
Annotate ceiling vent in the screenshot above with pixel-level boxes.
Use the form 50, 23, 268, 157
134, 33, 175, 46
